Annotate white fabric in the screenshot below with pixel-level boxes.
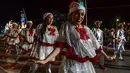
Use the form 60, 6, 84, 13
12, 22, 18, 26
6, 29, 20, 45
116, 29, 126, 51
69, 2, 85, 15
34, 25, 58, 60
43, 13, 52, 20
92, 28, 103, 45
64, 60, 96, 73
56, 22, 101, 73
19, 28, 36, 51
117, 29, 126, 41
94, 20, 102, 25
27, 21, 33, 24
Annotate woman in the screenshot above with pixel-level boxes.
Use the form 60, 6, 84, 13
19, 21, 35, 54
10, 21, 36, 68
35, 2, 113, 73
2, 22, 20, 59
28, 12, 58, 73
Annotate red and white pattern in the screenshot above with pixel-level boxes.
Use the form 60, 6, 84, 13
33, 25, 58, 64
54, 21, 102, 73
19, 28, 36, 52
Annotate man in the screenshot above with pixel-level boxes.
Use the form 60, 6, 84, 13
92, 20, 106, 70
114, 23, 126, 61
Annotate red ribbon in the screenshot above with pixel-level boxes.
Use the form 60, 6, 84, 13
48, 28, 56, 36
54, 41, 102, 63
41, 42, 54, 46
75, 27, 89, 40
29, 31, 33, 36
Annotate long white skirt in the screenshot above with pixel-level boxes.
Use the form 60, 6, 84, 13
35, 45, 55, 61
60, 59, 96, 73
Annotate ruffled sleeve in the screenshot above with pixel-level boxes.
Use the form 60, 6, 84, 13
54, 23, 67, 49
88, 28, 102, 54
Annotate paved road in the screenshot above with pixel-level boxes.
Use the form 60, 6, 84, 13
0, 38, 130, 73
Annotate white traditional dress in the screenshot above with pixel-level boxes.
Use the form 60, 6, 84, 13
4, 29, 20, 54
54, 22, 102, 73
28, 23, 58, 73
34, 25, 58, 63
19, 28, 36, 53
116, 29, 126, 51
30, 24, 42, 59
6, 29, 19, 46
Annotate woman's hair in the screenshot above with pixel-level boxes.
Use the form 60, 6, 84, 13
26, 23, 29, 28
26, 23, 33, 29
40, 17, 48, 39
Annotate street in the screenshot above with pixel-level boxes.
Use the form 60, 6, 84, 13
0, 38, 130, 73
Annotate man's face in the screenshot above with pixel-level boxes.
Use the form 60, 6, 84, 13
96, 23, 101, 28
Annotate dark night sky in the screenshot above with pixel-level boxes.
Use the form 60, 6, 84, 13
0, 0, 130, 26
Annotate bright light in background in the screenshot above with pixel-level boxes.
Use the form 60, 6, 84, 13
116, 18, 119, 22
123, 22, 126, 24
20, 17, 25, 22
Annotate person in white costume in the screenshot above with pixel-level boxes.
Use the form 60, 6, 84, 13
28, 12, 58, 73
114, 23, 126, 61
92, 20, 106, 70
1, 23, 20, 59
10, 21, 36, 68
107, 28, 116, 50
35, 2, 113, 73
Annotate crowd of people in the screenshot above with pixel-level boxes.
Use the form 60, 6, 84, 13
1, 1, 128, 73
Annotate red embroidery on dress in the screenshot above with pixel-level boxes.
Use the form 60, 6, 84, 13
75, 27, 89, 40
29, 31, 33, 36
48, 28, 56, 36
54, 41, 102, 63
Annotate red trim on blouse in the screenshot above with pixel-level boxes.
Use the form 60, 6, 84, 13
19, 34, 34, 44
54, 41, 102, 63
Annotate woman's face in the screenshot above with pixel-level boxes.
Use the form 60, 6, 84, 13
45, 14, 54, 25
27, 23, 32, 29
13, 24, 17, 29
71, 10, 84, 25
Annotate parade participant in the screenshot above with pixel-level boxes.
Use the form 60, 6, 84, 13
4, 23, 9, 34
10, 21, 36, 68
1, 23, 20, 59
28, 12, 58, 73
107, 28, 116, 50
8, 20, 13, 29
29, 23, 42, 59
35, 2, 113, 73
114, 23, 126, 61
3, 20, 13, 34
19, 21, 35, 54
92, 20, 106, 70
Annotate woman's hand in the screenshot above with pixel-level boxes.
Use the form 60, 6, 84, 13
35, 60, 47, 64
106, 56, 115, 61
